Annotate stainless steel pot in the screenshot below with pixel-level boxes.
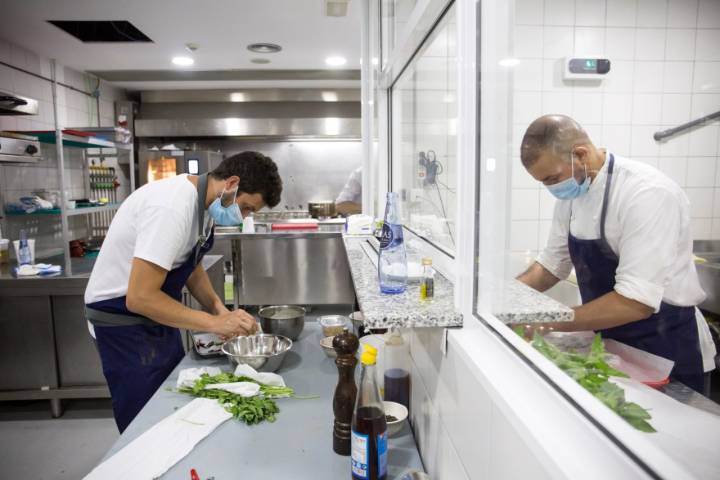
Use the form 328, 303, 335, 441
258, 305, 306, 340
308, 201, 336, 219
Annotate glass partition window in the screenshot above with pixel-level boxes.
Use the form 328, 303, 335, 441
381, 0, 419, 66
390, 4, 456, 253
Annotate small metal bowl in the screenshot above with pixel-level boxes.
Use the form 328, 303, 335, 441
320, 336, 337, 358
258, 305, 306, 340
221, 334, 292, 372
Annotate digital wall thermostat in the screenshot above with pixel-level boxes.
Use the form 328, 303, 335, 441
563, 57, 611, 80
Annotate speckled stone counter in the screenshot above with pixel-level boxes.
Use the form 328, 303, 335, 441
343, 236, 463, 328
490, 279, 574, 324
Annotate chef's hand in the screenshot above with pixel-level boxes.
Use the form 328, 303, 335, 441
213, 309, 259, 339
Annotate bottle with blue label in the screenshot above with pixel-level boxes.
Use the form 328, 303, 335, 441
18, 229, 31, 266
378, 192, 407, 294
351, 344, 388, 480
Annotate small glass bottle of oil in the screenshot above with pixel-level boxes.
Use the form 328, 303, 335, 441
419, 257, 434, 302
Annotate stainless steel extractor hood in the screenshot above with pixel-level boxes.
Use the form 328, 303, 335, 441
0, 91, 39, 116
0, 132, 42, 163
135, 88, 361, 138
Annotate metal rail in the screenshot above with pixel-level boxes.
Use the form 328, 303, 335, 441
654, 110, 720, 141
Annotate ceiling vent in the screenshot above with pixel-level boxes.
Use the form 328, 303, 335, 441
48, 21, 153, 43
325, 0, 350, 17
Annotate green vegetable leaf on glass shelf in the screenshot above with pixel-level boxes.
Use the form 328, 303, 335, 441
531, 333, 656, 433
178, 373, 295, 425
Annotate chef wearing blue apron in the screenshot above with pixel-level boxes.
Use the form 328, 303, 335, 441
84, 151, 282, 431
517, 115, 715, 394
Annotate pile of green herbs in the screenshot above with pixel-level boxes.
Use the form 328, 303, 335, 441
531, 333, 656, 433
178, 372, 294, 425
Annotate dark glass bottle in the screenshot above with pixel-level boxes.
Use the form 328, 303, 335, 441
351, 344, 387, 480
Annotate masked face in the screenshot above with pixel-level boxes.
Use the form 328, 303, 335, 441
208, 184, 243, 225
545, 153, 590, 200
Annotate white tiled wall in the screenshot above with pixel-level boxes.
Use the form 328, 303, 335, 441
0, 37, 127, 257
405, 327, 554, 479
511, 0, 720, 255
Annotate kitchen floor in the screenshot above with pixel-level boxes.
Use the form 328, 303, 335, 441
0, 399, 118, 480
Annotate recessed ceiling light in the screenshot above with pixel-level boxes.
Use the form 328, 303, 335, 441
325, 56, 347, 67
247, 43, 282, 54
172, 56, 194, 66
251, 58, 271, 64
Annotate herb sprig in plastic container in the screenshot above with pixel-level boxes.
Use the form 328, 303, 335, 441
532, 333, 656, 433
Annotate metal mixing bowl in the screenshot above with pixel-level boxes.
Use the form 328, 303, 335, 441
221, 334, 293, 372
258, 305, 306, 340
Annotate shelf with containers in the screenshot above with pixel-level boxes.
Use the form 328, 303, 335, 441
1, 129, 134, 275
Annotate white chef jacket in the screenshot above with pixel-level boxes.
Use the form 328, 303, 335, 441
335, 167, 362, 204
537, 152, 715, 371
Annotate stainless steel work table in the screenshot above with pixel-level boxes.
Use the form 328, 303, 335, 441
100, 319, 425, 479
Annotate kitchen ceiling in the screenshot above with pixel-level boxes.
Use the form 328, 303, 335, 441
0, 0, 361, 89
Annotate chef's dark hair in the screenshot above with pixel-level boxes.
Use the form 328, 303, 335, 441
521, 114, 590, 167
210, 151, 282, 208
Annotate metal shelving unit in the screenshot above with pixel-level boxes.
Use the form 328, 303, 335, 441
5, 61, 136, 275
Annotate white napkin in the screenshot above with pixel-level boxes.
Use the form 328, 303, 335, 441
176, 366, 222, 389
83, 398, 231, 480
234, 363, 286, 387
205, 381, 260, 397
15, 263, 62, 277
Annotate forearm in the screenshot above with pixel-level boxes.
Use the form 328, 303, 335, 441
517, 262, 561, 292
186, 264, 225, 314
126, 289, 215, 331
551, 291, 654, 332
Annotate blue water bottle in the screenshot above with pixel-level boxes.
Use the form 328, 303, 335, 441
378, 192, 407, 294
18, 229, 31, 266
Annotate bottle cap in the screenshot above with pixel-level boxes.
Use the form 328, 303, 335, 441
360, 343, 378, 365
422, 257, 432, 266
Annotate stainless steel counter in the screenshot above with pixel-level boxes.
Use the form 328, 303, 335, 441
99, 319, 424, 479
0, 255, 95, 296
0, 254, 226, 417
661, 380, 720, 417
215, 230, 356, 307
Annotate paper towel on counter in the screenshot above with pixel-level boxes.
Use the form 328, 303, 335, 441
176, 366, 222, 389
205, 381, 260, 397
233, 363, 286, 387
83, 398, 231, 480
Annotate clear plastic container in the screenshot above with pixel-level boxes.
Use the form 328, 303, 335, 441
319, 315, 350, 337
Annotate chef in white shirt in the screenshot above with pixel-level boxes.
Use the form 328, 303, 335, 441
517, 114, 715, 394
84, 151, 283, 431
335, 167, 362, 216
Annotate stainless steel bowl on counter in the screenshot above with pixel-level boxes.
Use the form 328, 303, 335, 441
258, 305, 306, 340
221, 334, 293, 372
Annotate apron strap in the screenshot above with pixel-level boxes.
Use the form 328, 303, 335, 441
195, 173, 211, 265
85, 306, 157, 327
599, 153, 615, 242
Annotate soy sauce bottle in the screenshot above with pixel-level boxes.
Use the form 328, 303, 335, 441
351, 344, 388, 480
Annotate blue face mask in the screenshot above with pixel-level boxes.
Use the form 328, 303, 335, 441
208, 188, 243, 225
545, 157, 590, 200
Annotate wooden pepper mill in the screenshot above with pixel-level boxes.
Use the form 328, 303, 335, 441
332, 329, 359, 455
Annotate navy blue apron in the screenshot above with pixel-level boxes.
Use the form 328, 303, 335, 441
568, 154, 704, 393
86, 174, 215, 432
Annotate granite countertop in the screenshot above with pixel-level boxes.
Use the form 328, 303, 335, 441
343, 236, 463, 329
490, 279, 574, 324
343, 235, 573, 327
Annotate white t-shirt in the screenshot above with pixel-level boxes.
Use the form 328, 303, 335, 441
85, 174, 203, 305
537, 152, 706, 312
335, 167, 362, 204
